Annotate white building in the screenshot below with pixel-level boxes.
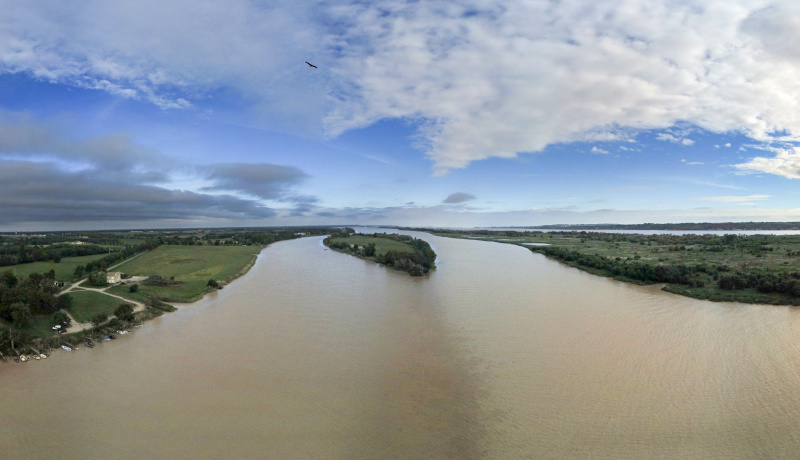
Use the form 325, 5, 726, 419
107, 272, 122, 284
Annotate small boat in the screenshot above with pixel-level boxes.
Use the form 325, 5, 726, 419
19, 355, 28, 362
40, 354, 47, 359
33, 355, 40, 360
102, 335, 111, 341
61, 345, 72, 351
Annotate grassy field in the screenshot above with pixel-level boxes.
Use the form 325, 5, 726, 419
68, 290, 128, 322
328, 235, 415, 256
434, 230, 800, 305
106, 245, 260, 303
7, 253, 109, 282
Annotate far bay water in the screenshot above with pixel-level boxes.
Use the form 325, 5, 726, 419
3, 231, 800, 458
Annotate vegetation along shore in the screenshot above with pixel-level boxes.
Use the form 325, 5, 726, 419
324, 229, 436, 276
0, 227, 335, 363
430, 228, 800, 306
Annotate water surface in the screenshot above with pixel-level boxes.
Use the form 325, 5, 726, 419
3, 233, 800, 459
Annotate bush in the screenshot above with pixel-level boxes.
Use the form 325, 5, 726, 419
114, 303, 135, 322
129, 284, 138, 293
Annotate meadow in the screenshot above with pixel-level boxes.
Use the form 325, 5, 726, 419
107, 245, 261, 303
7, 253, 110, 282
67, 290, 128, 322
328, 234, 417, 256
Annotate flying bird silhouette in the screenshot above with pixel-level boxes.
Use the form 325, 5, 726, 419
305, 61, 317, 68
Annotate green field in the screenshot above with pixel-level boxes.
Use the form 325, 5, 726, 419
328, 235, 415, 256
68, 290, 128, 322
7, 253, 109, 282
106, 245, 260, 302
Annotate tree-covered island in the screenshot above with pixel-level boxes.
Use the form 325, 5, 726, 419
324, 230, 436, 276
430, 228, 800, 306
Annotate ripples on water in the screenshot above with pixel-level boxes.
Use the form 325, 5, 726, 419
3, 232, 800, 459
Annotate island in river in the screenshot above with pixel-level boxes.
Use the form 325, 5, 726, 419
324, 229, 436, 276
428, 228, 800, 306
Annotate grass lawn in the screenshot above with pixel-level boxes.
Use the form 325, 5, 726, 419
106, 245, 260, 303
68, 290, 128, 322
329, 235, 415, 256
7, 253, 109, 282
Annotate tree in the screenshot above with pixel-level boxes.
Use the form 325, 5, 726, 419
90, 313, 108, 329
88, 271, 108, 287
10, 303, 32, 327
207, 279, 219, 288
56, 294, 73, 311
146, 293, 163, 310
114, 303, 135, 322
129, 283, 139, 293
1, 270, 17, 288
53, 311, 72, 329
73, 265, 84, 279
2, 326, 24, 354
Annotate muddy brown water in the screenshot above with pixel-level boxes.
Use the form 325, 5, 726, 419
3, 232, 800, 459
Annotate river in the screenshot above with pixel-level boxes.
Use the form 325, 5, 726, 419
3, 232, 800, 459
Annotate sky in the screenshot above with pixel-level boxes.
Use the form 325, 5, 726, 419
2, 0, 800, 231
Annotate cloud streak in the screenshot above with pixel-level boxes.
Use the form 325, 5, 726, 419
691, 194, 770, 203
0, 113, 318, 227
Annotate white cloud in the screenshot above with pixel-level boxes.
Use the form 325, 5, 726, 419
691, 194, 770, 202
725, 143, 732, 147
591, 146, 609, 154
7, 1, 800, 172
658, 133, 695, 146
735, 146, 800, 179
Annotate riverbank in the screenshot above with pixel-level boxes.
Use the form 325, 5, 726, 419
0, 244, 270, 363
432, 229, 800, 306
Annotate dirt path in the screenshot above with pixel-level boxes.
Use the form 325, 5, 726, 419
55, 251, 149, 334
63, 286, 146, 334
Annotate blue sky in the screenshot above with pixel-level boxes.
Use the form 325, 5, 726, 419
2, 0, 800, 230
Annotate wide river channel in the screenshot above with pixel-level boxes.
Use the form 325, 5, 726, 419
4, 230, 800, 459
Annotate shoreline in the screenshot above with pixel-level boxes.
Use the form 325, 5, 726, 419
432, 231, 800, 307
1, 244, 271, 364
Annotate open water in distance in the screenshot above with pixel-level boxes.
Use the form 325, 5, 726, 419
3, 231, 800, 458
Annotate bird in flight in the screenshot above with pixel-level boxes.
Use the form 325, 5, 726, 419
305, 61, 317, 68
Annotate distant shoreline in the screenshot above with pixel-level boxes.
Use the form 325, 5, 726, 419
432, 229, 800, 307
